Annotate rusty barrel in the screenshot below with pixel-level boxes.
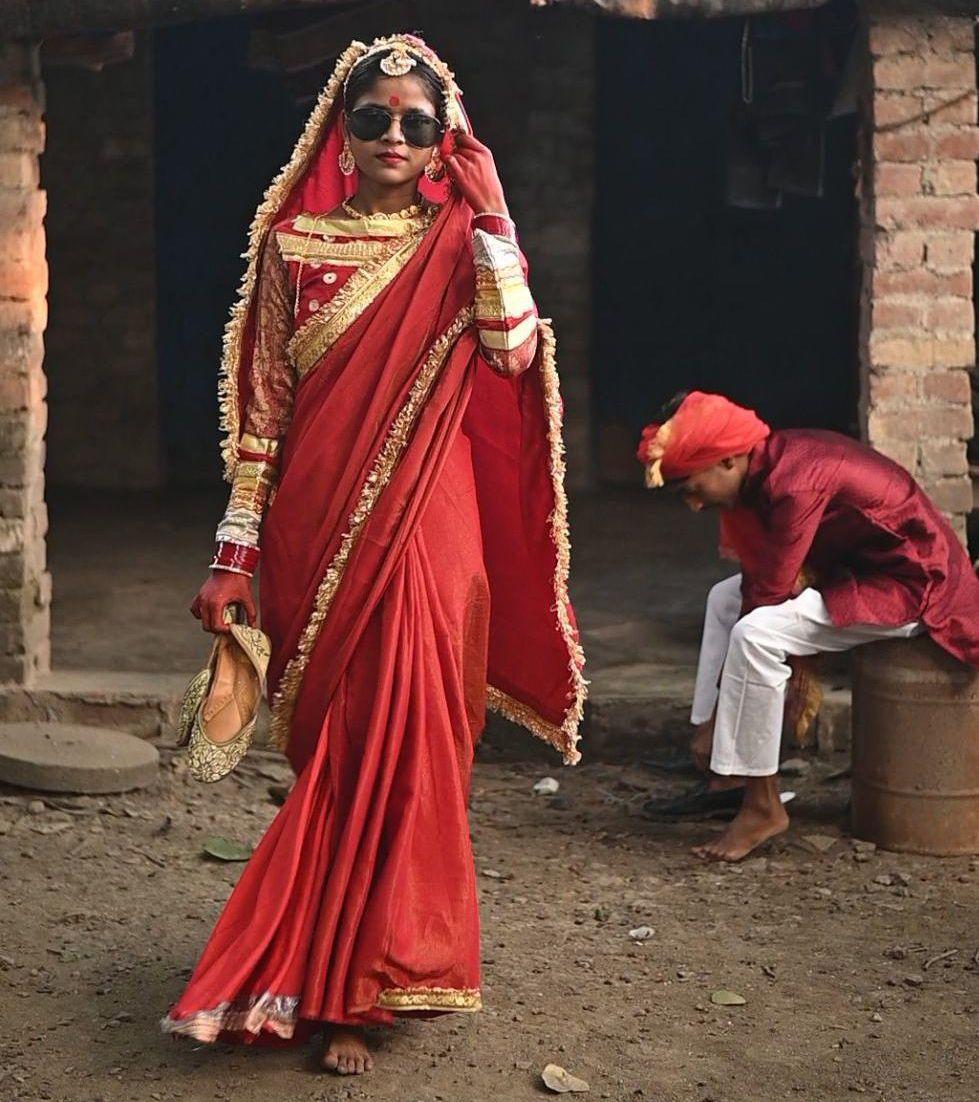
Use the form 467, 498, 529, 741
851, 636, 979, 856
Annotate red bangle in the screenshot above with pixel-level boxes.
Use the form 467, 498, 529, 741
210, 541, 259, 577
472, 213, 516, 241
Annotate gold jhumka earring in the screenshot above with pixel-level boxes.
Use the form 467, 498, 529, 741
339, 136, 355, 176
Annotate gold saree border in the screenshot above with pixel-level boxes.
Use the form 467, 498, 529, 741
267, 307, 476, 748
376, 986, 482, 1013
288, 217, 434, 380
217, 36, 468, 482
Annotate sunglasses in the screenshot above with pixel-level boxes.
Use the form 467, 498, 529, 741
345, 106, 444, 149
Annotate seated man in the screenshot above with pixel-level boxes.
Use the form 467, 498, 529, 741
638, 391, 979, 862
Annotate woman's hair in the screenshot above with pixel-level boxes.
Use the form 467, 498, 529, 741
343, 49, 446, 123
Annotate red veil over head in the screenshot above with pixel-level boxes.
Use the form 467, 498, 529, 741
218, 35, 585, 764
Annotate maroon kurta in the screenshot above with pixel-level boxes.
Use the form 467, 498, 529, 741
738, 429, 979, 666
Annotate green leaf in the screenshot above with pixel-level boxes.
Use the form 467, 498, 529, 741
202, 836, 252, 862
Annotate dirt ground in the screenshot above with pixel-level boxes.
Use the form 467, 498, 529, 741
1, 745, 977, 1102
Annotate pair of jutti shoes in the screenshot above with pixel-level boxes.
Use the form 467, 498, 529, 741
177, 606, 271, 782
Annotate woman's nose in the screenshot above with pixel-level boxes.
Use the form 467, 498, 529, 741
382, 118, 405, 143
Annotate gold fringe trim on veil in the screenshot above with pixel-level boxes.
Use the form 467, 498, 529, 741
487, 319, 587, 766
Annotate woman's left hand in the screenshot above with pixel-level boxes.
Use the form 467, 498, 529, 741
442, 131, 508, 216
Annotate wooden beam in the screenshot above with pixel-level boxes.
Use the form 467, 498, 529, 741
41, 30, 135, 69
249, 1, 417, 74
0, 0, 358, 40
530, 0, 979, 18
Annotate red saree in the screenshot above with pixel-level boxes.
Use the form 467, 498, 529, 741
164, 35, 584, 1042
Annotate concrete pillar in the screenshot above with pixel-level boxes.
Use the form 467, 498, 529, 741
859, 11, 979, 542
0, 43, 50, 685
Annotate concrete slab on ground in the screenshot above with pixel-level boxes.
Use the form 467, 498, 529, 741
0, 721, 159, 793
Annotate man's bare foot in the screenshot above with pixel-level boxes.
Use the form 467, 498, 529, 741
692, 774, 788, 862
321, 1026, 373, 1075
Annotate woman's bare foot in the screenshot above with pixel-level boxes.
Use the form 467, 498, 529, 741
321, 1026, 373, 1075
692, 774, 788, 862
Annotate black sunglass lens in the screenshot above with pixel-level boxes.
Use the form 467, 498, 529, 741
402, 114, 442, 148
347, 108, 389, 142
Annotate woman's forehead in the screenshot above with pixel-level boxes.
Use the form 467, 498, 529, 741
352, 74, 437, 111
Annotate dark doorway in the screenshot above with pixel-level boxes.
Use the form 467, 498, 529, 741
594, 13, 859, 482
155, 18, 304, 486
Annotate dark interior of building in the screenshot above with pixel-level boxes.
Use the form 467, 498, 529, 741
594, 9, 860, 481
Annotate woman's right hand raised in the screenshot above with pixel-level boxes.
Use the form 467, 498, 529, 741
190, 570, 257, 634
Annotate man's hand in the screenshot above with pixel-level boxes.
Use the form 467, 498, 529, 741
690, 718, 715, 774
190, 570, 256, 634
442, 131, 508, 216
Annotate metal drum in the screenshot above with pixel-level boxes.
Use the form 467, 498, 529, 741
852, 636, 979, 856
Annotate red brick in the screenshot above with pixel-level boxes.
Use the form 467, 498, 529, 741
918, 405, 973, 438
868, 371, 918, 404
932, 338, 977, 368
874, 268, 971, 298
0, 329, 43, 375
0, 152, 38, 189
925, 17, 977, 53
0, 370, 45, 413
923, 297, 975, 331
922, 55, 975, 91
0, 189, 45, 225
875, 230, 927, 270
868, 23, 922, 57
0, 257, 47, 300
873, 129, 929, 162
920, 438, 969, 478
932, 128, 979, 160
924, 161, 977, 196
0, 299, 46, 334
875, 195, 979, 232
869, 335, 935, 370
867, 409, 922, 441
0, 113, 43, 154
872, 300, 925, 329
924, 91, 978, 126
926, 475, 974, 514
926, 233, 975, 271
923, 370, 972, 403
874, 54, 927, 91
0, 226, 44, 267
876, 163, 923, 196
872, 92, 923, 129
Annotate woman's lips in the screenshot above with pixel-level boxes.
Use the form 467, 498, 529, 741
377, 152, 406, 165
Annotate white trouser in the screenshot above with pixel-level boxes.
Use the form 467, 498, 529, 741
691, 574, 922, 777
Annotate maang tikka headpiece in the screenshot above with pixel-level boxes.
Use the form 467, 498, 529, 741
379, 44, 418, 77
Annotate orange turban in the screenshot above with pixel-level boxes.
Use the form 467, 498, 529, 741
636, 391, 771, 489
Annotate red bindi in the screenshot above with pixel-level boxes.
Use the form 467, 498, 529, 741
388, 95, 400, 106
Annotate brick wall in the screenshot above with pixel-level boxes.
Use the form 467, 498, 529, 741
41, 36, 161, 489
0, 43, 50, 684
860, 10, 979, 541
419, 0, 596, 489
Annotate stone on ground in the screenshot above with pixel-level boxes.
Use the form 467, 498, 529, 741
0, 722, 159, 794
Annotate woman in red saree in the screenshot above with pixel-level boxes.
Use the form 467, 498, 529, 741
162, 35, 585, 1074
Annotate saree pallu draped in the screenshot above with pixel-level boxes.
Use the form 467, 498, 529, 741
165, 36, 584, 1042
